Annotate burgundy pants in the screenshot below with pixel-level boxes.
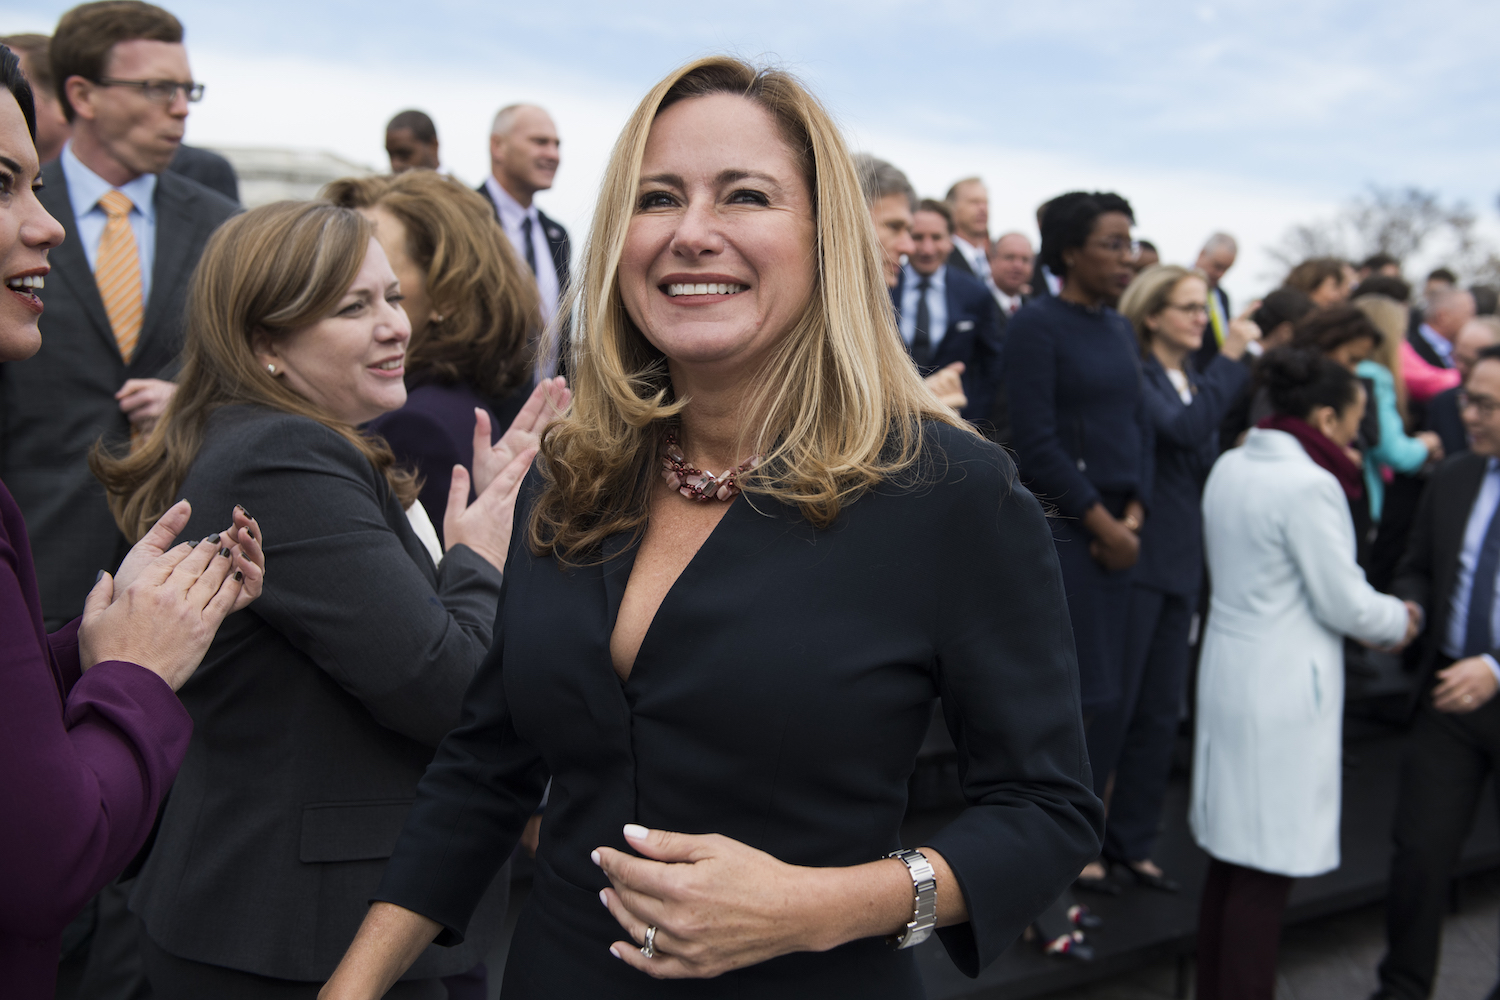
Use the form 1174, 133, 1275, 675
1196, 858, 1295, 1000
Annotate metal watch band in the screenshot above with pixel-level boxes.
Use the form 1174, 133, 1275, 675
886, 847, 938, 949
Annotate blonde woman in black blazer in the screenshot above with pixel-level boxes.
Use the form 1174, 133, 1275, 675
325, 58, 1100, 1000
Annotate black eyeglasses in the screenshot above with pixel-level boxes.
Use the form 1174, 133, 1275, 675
94, 78, 205, 104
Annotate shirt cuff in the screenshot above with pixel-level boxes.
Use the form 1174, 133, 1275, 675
1484, 655, 1500, 683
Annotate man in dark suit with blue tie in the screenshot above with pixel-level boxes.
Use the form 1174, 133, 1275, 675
1378, 345, 1500, 1000
890, 199, 1003, 422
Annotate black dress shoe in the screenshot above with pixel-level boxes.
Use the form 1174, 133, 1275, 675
1122, 861, 1180, 893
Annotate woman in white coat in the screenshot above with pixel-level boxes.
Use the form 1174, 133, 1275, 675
1193, 348, 1419, 1000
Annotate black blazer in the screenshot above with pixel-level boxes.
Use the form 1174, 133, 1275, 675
1393, 451, 1494, 690
129, 406, 508, 981
946, 245, 976, 278
475, 181, 570, 295
1134, 354, 1248, 597
1408, 323, 1449, 371
0, 162, 237, 623
890, 265, 1005, 421
1426, 386, 1467, 458
1191, 285, 1232, 372
375, 424, 1102, 998
167, 144, 240, 204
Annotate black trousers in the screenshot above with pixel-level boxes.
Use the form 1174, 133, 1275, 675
1377, 691, 1500, 999
1090, 585, 1193, 859
1196, 858, 1294, 1000
140, 934, 445, 1000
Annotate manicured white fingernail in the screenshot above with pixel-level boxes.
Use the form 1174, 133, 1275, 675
599, 889, 608, 907
590, 849, 601, 866
609, 946, 622, 959
623, 823, 649, 840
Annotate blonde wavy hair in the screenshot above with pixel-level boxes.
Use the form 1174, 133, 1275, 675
322, 171, 538, 405
530, 56, 965, 563
92, 201, 420, 541
1119, 264, 1209, 356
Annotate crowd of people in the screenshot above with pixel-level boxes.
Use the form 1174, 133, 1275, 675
1, 4, 1497, 1000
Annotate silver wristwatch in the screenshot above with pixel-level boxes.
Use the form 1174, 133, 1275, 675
886, 848, 938, 949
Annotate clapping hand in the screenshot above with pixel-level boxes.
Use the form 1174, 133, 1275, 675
1221, 303, 1263, 361
470, 377, 570, 496
922, 362, 967, 413
112, 501, 265, 614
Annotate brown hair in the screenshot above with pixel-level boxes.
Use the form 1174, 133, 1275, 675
51, 1, 181, 122
1118, 264, 1208, 355
529, 56, 965, 564
92, 201, 419, 541
323, 171, 538, 405
1284, 257, 1346, 297
1, 34, 53, 94
915, 198, 953, 234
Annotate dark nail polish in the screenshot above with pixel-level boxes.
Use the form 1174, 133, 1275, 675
234, 570, 243, 582
236, 504, 252, 519
218, 547, 231, 558
188, 540, 198, 548
206, 532, 220, 544
95, 569, 105, 583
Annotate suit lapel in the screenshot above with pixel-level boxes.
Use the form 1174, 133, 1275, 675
38, 162, 118, 360
1436, 456, 1491, 626
140, 176, 196, 343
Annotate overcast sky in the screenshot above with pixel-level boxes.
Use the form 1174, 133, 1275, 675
3, 0, 1497, 304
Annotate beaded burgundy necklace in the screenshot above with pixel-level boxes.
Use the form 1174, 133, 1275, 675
660, 430, 762, 502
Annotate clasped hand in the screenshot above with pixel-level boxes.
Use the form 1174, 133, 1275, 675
593, 825, 827, 979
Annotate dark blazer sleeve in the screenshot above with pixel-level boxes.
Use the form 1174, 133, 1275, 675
1003, 311, 1101, 518
1146, 355, 1249, 448
0, 543, 191, 939
373, 493, 548, 943
954, 279, 1004, 423
921, 451, 1102, 975
186, 414, 503, 747
1391, 474, 1434, 615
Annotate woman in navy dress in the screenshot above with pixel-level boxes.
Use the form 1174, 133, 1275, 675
1091, 264, 1258, 891
1003, 191, 1150, 894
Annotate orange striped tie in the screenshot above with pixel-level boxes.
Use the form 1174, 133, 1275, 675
95, 190, 143, 363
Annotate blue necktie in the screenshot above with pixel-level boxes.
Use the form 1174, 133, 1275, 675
1463, 489, 1500, 656
911, 275, 933, 370
520, 216, 538, 274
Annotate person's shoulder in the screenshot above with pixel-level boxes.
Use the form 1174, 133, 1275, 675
910, 421, 1018, 496
1430, 450, 1489, 490
945, 263, 988, 300
200, 405, 369, 473
535, 207, 569, 241
1355, 358, 1395, 385
155, 169, 240, 224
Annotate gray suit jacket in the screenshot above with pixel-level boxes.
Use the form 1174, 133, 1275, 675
129, 405, 509, 980
168, 143, 241, 204
0, 161, 237, 622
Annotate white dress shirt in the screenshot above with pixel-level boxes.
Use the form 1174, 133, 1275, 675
1442, 457, 1500, 680
898, 264, 948, 350
60, 141, 158, 304
484, 175, 559, 329
996, 289, 1024, 317
951, 234, 996, 293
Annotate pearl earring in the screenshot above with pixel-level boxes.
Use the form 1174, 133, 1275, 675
266, 364, 276, 374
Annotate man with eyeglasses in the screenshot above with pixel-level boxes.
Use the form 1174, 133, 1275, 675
1376, 343, 1500, 1000
0, 7, 237, 988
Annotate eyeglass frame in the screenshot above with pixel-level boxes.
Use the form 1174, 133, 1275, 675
1162, 302, 1210, 318
93, 78, 205, 104
1459, 389, 1500, 418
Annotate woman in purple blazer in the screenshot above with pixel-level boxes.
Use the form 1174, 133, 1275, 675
0, 46, 263, 998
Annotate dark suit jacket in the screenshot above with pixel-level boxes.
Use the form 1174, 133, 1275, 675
167, 144, 240, 204
374, 424, 1101, 997
366, 379, 528, 545
1426, 386, 1467, 458
1393, 452, 1494, 691
1408, 323, 1449, 370
1134, 353, 1248, 598
0, 480, 190, 999
129, 406, 508, 981
947, 245, 977, 279
0, 162, 237, 623
890, 265, 1004, 421
475, 181, 570, 295
1191, 285, 1232, 371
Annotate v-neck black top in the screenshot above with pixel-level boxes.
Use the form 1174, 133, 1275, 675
376, 423, 1101, 997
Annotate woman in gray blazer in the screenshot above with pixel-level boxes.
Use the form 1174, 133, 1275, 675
93, 202, 551, 999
